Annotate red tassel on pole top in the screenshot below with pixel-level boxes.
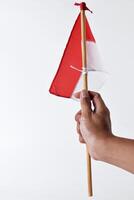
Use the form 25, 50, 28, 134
74, 2, 93, 13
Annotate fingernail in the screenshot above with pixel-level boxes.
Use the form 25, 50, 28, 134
81, 90, 89, 98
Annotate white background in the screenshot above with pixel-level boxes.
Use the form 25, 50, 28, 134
0, 0, 134, 199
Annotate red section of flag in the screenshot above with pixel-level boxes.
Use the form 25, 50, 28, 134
49, 14, 95, 98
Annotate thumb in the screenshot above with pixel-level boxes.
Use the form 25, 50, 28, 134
80, 90, 92, 118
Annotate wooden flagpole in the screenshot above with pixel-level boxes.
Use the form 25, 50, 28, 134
80, 8, 93, 197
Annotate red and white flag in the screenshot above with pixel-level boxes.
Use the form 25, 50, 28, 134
49, 11, 106, 98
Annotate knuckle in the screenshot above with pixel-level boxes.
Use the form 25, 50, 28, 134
101, 107, 110, 115
79, 137, 84, 143
80, 115, 87, 122
75, 111, 81, 122
96, 92, 101, 98
79, 138, 82, 143
75, 114, 78, 121
75, 114, 79, 122
106, 107, 110, 114
82, 111, 91, 120
104, 106, 110, 114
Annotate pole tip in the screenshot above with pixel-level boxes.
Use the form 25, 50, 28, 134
81, 2, 86, 8
74, 2, 93, 13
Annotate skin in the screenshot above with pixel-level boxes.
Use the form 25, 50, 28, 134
74, 90, 134, 174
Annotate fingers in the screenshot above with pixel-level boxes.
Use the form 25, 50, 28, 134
76, 122, 85, 143
80, 90, 92, 118
76, 122, 81, 134
75, 110, 81, 122
90, 91, 107, 113
74, 90, 108, 114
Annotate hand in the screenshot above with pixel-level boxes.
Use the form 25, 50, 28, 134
74, 90, 113, 160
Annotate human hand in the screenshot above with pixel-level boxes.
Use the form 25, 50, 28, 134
74, 90, 113, 160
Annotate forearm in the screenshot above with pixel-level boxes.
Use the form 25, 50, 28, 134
98, 135, 134, 173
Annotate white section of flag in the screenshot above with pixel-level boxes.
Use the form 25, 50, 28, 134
72, 41, 108, 96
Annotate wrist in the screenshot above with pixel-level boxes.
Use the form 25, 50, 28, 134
91, 133, 115, 161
